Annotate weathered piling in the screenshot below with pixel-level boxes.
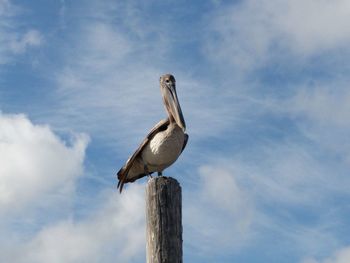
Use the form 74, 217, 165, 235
146, 176, 182, 263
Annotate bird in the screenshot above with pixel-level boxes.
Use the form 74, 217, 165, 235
117, 74, 188, 193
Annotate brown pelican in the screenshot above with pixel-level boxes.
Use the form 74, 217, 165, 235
117, 74, 188, 193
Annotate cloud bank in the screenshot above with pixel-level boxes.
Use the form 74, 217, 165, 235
0, 112, 88, 214
0, 111, 145, 263
1, 187, 146, 263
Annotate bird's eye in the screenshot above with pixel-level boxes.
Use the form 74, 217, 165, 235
165, 79, 170, 83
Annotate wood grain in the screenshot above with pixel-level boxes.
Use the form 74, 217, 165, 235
146, 176, 182, 263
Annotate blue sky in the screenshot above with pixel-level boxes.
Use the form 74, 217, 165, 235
1, 0, 350, 262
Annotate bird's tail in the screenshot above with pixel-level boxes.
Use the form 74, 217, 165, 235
117, 167, 127, 193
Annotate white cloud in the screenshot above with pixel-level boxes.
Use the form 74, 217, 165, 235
0, 112, 144, 263
0, 186, 145, 263
190, 149, 345, 258
275, 0, 350, 54
302, 246, 350, 263
75, 22, 132, 71
184, 165, 253, 255
9, 29, 43, 54
231, 139, 349, 207
0, 0, 13, 16
198, 165, 251, 217
290, 84, 350, 128
0, 112, 89, 214
205, 0, 350, 70
284, 81, 350, 165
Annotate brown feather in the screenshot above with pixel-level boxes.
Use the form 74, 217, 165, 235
117, 118, 170, 193
181, 133, 189, 153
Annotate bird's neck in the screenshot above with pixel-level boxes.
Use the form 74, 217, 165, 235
167, 112, 175, 124
163, 98, 175, 124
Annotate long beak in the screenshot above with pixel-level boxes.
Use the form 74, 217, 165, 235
165, 84, 186, 131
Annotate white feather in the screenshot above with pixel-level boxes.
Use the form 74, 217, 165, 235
141, 123, 185, 172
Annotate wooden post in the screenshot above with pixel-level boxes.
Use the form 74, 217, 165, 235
146, 176, 182, 263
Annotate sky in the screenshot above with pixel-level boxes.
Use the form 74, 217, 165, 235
1, 0, 350, 262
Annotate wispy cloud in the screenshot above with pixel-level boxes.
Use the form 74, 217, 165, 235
189, 146, 347, 260
0, 0, 43, 64
302, 246, 350, 263
184, 165, 253, 258
9, 29, 43, 54
204, 0, 350, 71
279, 82, 350, 172
43, 0, 248, 155
59, 0, 66, 29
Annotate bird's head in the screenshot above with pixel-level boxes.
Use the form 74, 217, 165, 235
160, 74, 186, 131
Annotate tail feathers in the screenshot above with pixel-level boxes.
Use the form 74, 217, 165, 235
117, 167, 147, 193
117, 167, 127, 193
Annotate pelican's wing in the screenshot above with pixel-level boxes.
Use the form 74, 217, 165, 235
181, 133, 189, 153
117, 118, 170, 193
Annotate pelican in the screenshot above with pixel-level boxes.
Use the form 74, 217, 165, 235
117, 74, 188, 193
